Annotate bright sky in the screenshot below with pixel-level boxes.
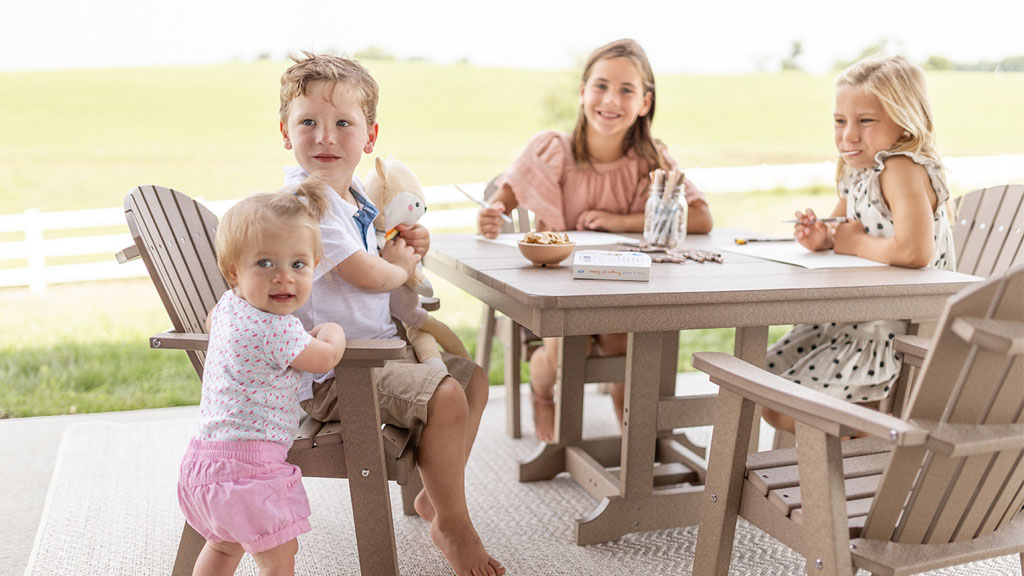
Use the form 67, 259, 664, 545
4, 0, 1022, 74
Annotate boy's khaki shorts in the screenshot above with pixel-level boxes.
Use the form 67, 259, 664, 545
300, 347, 477, 428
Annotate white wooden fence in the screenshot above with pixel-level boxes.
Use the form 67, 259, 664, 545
3, 155, 1022, 292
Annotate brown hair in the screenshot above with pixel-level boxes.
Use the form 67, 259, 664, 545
835, 54, 944, 184
279, 51, 379, 127
215, 177, 331, 284
570, 39, 668, 171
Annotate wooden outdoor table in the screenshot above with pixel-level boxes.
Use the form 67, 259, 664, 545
423, 229, 979, 545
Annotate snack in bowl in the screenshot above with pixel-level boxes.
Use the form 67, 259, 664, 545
518, 232, 575, 267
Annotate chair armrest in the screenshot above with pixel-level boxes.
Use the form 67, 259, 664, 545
115, 244, 140, 264
151, 330, 208, 351
894, 334, 931, 367
692, 351, 928, 446
149, 330, 405, 365
952, 316, 1024, 354
913, 419, 1024, 458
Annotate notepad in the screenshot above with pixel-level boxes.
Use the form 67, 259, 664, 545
572, 250, 652, 281
718, 242, 883, 269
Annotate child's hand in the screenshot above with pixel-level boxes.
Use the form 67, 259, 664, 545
574, 210, 621, 232
831, 220, 865, 256
478, 201, 507, 239
396, 223, 430, 257
793, 209, 833, 251
382, 236, 421, 277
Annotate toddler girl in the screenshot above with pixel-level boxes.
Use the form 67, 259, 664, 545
764, 54, 956, 433
477, 38, 713, 442
177, 180, 347, 576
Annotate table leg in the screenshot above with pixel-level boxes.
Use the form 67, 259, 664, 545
734, 326, 768, 452
575, 331, 704, 544
518, 335, 588, 482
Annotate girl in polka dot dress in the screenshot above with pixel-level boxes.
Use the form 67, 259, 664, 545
177, 180, 347, 576
763, 54, 956, 434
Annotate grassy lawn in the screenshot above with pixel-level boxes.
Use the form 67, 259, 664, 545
1, 60, 1021, 417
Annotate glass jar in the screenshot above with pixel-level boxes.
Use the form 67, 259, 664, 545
643, 180, 687, 248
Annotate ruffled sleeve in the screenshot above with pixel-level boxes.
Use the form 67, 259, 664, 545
866, 151, 951, 220
495, 131, 571, 231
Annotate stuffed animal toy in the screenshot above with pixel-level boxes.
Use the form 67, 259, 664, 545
363, 156, 470, 368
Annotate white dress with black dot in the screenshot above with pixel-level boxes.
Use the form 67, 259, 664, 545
765, 151, 956, 403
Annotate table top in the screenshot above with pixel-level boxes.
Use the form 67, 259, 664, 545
425, 229, 981, 337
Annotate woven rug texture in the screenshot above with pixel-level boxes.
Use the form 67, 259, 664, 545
25, 390, 1021, 575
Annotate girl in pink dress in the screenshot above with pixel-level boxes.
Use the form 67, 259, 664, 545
477, 38, 713, 442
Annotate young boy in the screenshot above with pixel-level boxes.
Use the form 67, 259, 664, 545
278, 52, 504, 576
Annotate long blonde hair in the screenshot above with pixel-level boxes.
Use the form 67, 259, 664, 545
215, 177, 331, 284
570, 39, 669, 172
835, 54, 944, 184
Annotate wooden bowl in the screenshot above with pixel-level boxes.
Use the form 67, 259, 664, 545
517, 241, 575, 267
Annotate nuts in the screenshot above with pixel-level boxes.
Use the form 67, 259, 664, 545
522, 231, 571, 245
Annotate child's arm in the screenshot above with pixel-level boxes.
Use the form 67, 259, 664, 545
331, 237, 421, 293
291, 322, 347, 373
833, 156, 936, 267
478, 183, 518, 238
573, 211, 644, 233
687, 200, 713, 234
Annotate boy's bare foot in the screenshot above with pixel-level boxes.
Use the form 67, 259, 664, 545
532, 388, 556, 443
430, 518, 505, 576
414, 488, 435, 522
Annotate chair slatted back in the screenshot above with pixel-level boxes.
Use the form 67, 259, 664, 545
483, 177, 532, 233
124, 185, 229, 378
862, 264, 1024, 546
954, 184, 1024, 277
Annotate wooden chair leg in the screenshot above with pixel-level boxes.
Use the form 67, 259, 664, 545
795, 424, 854, 576
693, 389, 756, 576
475, 304, 496, 374
335, 366, 399, 576
172, 521, 205, 576
772, 428, 797, 449
504, 317, 523, 438
400, 469, 423, 516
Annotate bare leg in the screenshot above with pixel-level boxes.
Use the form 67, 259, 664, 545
416, 378, 504, 576
252, 538, 298, 576
416, 365, 489, 522
762, 406, 796, 434
193, 540, 244, 576
528, 337, 560, 442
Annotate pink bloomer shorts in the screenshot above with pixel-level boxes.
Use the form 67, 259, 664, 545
177, 438, 311, 554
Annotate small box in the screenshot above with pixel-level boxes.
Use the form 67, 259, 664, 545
572, 250, 652, 282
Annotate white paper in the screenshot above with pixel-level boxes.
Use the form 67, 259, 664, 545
718, 241, 884, 269
483, 231, 636, 247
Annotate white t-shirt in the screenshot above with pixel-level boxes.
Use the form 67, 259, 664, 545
285, 167, 397, 400
196, 290, 312, 447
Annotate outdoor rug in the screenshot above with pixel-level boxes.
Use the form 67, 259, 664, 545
25, 389, 1021, 575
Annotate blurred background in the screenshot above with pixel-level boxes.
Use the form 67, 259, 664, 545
2, 0, 1022, 417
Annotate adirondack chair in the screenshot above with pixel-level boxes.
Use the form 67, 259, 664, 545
692, 262, 1024, 576
891, 183, 1024, 415
115, 184, 420, 576
473, 177, 628, 438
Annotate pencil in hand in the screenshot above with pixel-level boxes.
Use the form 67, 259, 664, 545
455, 185, 513, 224
781, 217, 848, 224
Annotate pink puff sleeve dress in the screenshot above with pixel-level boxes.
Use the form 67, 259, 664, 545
495, 131, 707, 232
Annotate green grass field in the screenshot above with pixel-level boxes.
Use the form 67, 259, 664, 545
1, 60, 1022, 417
